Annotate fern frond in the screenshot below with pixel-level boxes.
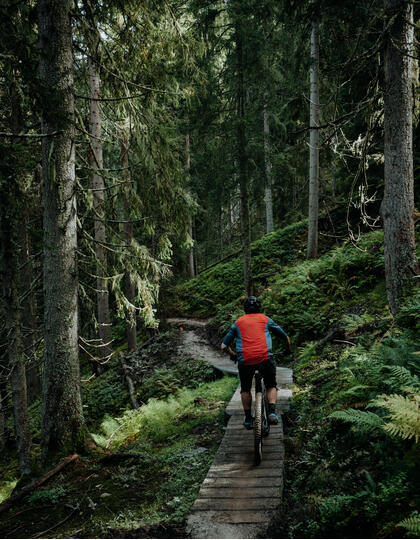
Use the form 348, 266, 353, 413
329, 409, 384, 433
398, 511, 420, 536
383, 365, 419, 392
369, 393, 420, 442
336, 384, 370, 400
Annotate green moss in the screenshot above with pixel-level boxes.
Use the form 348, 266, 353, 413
166, 220, 311, 317
82, 356, 129, 429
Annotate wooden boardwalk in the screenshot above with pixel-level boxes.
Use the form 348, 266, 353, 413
187, 367, 293, 539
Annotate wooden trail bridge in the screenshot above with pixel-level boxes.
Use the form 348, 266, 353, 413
168, 318, 293, 539
187, 368, 292, 538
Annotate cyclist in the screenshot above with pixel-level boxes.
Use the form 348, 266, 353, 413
220, 296, 291, 429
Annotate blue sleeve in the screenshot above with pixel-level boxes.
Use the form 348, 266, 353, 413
222, 323, 237, 346
267, 318, 288, 339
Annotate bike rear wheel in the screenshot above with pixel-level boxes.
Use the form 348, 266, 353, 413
254, 391, 263, 465
262, 393, 270, 438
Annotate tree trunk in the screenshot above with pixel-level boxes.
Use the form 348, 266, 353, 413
0, 198, 32, 476
9, 320, 32, 476
0, 67, 33, 476
19, 198, 41, 404
263, 100, 274, 234
185, 134, 195, 278
89, 57, 112, 366
382, 0, 418, 314
307, 0, 320, 259
236, 22, 252, 296
0, 388, 5, 452
120, 134, 137, 352
38, 0, 85, 463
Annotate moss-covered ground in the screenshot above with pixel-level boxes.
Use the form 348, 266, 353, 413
0, 334, 237, 538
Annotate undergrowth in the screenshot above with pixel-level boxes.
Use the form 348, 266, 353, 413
0, 376, 237, 538
164, 224, 419, 538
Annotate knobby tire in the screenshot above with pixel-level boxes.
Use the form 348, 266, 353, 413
254, 391, 263, 465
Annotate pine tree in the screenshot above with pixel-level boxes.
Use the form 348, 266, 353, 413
382, 0, 419, 314
307, 0, 320, 259
38, 0, 85, 462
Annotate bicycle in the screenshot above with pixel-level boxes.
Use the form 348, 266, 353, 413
227, 348, 283, 466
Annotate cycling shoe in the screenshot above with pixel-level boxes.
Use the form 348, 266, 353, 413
243, 416, 253, 429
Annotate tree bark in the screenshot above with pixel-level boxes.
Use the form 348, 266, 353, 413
38, 0, 85, 463
0, 388, 5, 452
382, 0, 418, 315
119, 354, 139, 409
0, 200, 32, 476
185, 134, 195, 278
19, 189, 41, 404
0, 67, 33, 476
236, 22, 252, 295
89, 57, 112, 365
263, 99, 274, 234
307, 0, 320, 259
120, 134, 137, 352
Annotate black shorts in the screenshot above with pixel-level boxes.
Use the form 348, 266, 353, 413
238, 358, 277, 393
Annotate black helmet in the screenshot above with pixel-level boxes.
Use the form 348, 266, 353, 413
244, 296, 261, 314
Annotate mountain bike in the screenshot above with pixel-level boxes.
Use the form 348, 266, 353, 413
227, 348, 283, 465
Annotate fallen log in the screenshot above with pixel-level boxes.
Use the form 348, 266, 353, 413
0, 454, 78, 515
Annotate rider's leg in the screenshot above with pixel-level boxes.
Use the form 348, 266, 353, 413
241, 391, 252, 413
260, 358, 279, 424
266, 386, 277, 405
238, 364, 254, 427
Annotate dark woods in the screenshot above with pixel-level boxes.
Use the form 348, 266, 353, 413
0, 0, 418, 536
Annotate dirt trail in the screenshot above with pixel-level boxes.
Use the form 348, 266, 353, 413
167, 318, 239, 375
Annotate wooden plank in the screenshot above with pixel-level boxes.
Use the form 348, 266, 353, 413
223, 431, 282, 438
215, 450, 283, 459
206, 466, 282, 478
198, 486, 281, 499
189, 509, 271, 524
202, 476, 283, 488
220, 439, 282, 448
194, 497, 278, 511
212, 454, 283, 465
227, 420, 283, 428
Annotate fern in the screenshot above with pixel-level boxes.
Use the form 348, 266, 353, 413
329, 409, 384, 433
383, 365, 420, 392
336, 384, 371, 401
398, 511, 420, 537
369, 391, 420, 442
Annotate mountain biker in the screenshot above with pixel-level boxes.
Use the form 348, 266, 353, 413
220, 296, 291, 429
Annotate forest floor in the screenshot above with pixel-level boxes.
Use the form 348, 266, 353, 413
1, 221, 418, 539
0, 326, 238, 539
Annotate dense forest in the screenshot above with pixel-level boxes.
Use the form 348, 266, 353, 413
0, 0, 419, 538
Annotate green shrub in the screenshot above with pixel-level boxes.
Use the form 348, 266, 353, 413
91, 377, 237, 449
28, 486, 67, 505
82, 358, 129, 427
